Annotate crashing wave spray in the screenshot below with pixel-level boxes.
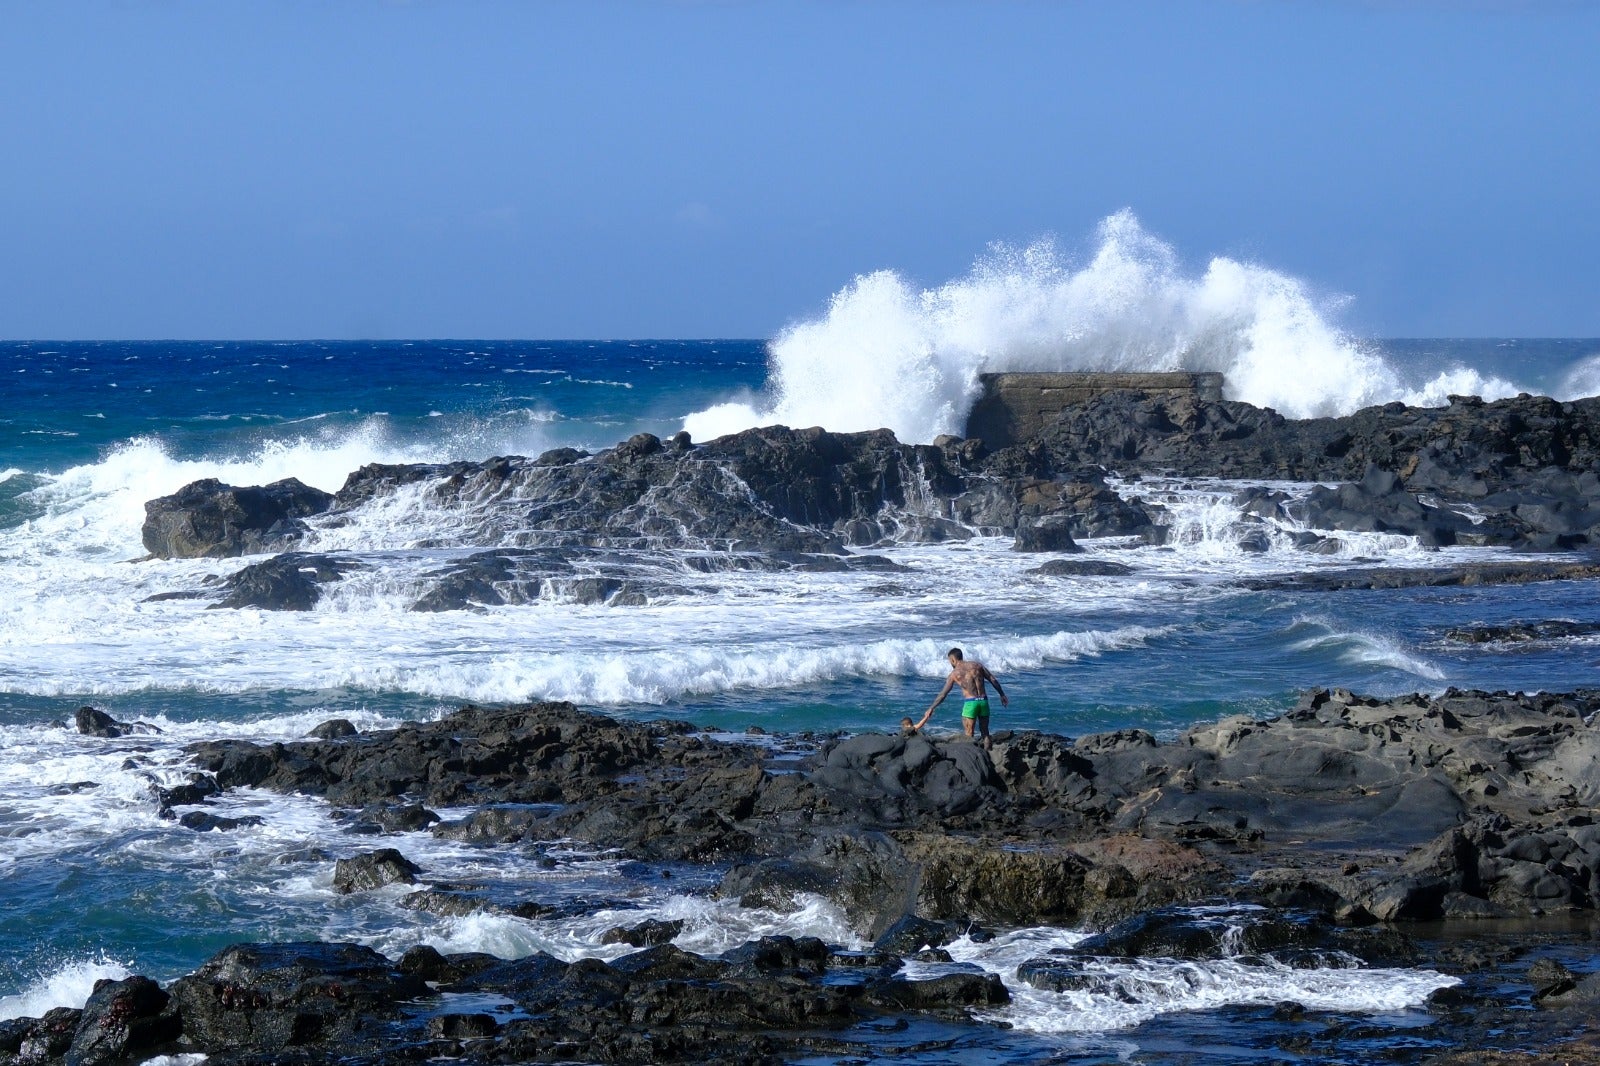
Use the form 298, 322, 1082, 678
684, 211, 1521, 444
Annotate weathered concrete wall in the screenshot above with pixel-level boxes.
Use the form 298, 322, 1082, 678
964, 371, 1225, 447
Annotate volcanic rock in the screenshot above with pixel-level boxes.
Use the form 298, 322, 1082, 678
74, 706, 159, 738
210, 552, 362, 611
165, 942, 428, 1053
333, 848, 423, 892
64, 975, 179, 1066
141, 476, 333, 559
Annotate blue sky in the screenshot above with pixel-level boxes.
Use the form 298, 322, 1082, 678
1, 1, 1595, 339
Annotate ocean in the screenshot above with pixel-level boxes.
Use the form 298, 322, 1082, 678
4, 241, 1600, 1059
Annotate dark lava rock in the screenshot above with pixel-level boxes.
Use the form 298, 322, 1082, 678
397, 944, 502, 984
211, 552, 362, 611
1446, 620, 1600, 645
156, 772, 221, 810
431, 805, 553, 845
1299, 465, 1478, 547
862, 971, 1010, 1011
74, 706, 158, 738
142, 476, 333, 559
65, 975, 179, 1066
411, 547, 690, 612
0, 1007, 81, 1063
1027, 558, 1135, 577
1012, 517, 1083, 553
1529, 958, 1578, 1000
429, 1012, 501, 1039
308, 718, 357, 739
444, 946, 856, 1063
810, 732, 1003, 823
187, 701, 720, 812
872, 914, 967, 955
996, 390, 1600, 548
1070, 906, 1322, 960
1244, 559, 1600, 594
186, 686, 1600, 930
179, 811, 265, 832
351, 802, 440, 834
720, 935, 833, 976
165, 942, 428, 1053
600, 918, 685, 948
332, 848, 423, 892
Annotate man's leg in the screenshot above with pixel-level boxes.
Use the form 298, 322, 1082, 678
979, 715, 991, 750
963, 715, 976, 738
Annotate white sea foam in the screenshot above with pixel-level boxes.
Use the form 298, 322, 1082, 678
369, 892, 861, 965
0, 956, 133, 1021
0, 713, 409, 878
942, 926, 1456, 1033
684, 211, 1524, 443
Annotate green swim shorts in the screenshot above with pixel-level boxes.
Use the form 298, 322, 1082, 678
961, 697, 990, 720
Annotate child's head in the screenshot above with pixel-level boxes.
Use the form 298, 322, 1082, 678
900, 716, 916, 731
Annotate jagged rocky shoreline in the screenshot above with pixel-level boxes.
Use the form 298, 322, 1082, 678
11, 688, 1600, 1065
137, 389, 1600, 611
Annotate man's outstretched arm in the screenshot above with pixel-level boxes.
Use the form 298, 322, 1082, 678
983, 665, 1008, 706
917, 676, 956, 727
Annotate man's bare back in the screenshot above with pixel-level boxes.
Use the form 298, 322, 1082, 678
915, 647, 1007, 747
947, 659, 993, 699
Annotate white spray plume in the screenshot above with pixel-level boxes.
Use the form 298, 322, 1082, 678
684, 211, 1521, 443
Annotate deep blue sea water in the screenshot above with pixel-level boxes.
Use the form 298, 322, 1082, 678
2, 335, 1599, 1059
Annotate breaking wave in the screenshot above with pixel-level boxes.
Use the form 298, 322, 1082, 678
684, 211, 1522, 443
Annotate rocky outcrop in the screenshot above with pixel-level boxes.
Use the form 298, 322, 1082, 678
185, 702, 714, 810
32, 688, 1600, 1064
1006, 390, 1600, 547
61, 975, 179, 1066
74, 706, 159, 738
175, 687, 1600, 929
141, 477, 333, 558
165, 942, 428, 1054
333, 848, 423, 892
138, 391, 1600, 616
1446, 620, 1600, 645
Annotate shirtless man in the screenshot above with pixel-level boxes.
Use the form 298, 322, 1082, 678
916, 647, 1007, 748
